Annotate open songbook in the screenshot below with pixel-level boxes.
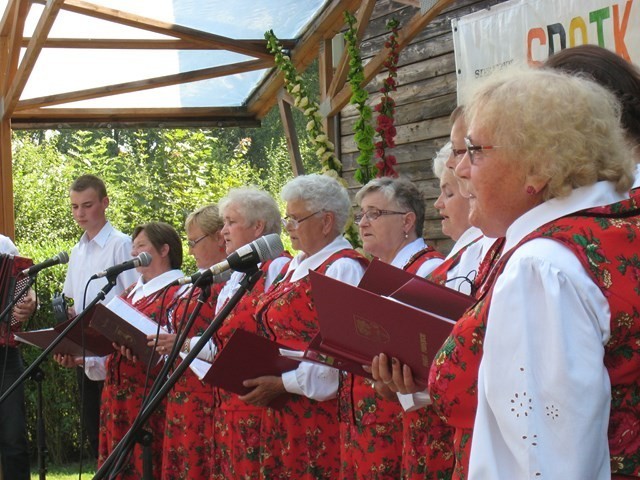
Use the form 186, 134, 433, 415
15, 313, 113, 358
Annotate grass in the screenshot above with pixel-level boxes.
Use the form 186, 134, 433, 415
31, 463, 95, 480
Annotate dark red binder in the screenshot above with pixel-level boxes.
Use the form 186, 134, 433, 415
15, 312, 113, 357
308, 268, 474, 386
88, 302, 162, 366
204, 329, 300, 409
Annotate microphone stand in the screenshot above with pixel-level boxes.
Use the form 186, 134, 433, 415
30, 365, 47, 480
94, 267, 263, 480
107, 278, 212, 480
0, 275, 118, 404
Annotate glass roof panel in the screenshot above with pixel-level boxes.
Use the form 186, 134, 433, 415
9, 0, 329, 109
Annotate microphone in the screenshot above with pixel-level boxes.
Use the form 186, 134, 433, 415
90, 252, 152, 280
175, 269, 232, 286
21, 252, 69, 276
173, 233, 284, 285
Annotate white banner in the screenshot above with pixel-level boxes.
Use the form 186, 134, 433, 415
452, 0, 640, 102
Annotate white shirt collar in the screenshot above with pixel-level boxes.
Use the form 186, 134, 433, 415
390, 238, 428, 269
287, 235, 353, 282
446, 226, 484, 260
128, 269, 184, 304
79, 221, 114, 248
503, 181, 627, 253
633, 164, 640, 190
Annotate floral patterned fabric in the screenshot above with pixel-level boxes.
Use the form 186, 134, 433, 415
427, 237, 505, 480
397, 246, 483, 480
256, 249, 368, 480
211, 258, 290, 480
161, 283, 222, 480
430, 197, 640, 479
523, 198, 640, 477
338, 247, 442, 480
99, 283, 182, 480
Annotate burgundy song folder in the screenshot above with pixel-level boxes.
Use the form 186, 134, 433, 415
88, 301, 162, 366
308, 266, 474, 386
204, 329, 300, 409
15, 311, 113, 357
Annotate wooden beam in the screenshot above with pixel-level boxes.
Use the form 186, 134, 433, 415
32, 0, 273, 59
393, 0, 420, 7
247, 0, 362, 119
2, 0, 64, 119
15, 58, 272, 110
0, 118, 14, 238
318, 38, 337, 149
19, 37, 298, 50
0, 0, 19, 37
326, 0, 376, 100
2, 0, 29, 95
11, 106, 260, 128
277, 92, 304, 176
325, 0, 456, 117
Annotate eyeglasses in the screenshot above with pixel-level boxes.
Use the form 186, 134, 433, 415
354, 208, 408, 225
464, 136, 502, 165
281, 210, 322, 230
187, 234, 208, 248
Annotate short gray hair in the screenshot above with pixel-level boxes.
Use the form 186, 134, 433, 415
432, 142, 452, 179
219, 187, 282, 235
355, 176, 425, 237
281, 174, 351, 234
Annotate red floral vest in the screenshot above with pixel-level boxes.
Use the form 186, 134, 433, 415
430, 198, 640, 479
212, 257, 290, 409
404, 245, 444, 276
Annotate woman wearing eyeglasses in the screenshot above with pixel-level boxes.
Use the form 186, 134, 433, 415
332, 176, 444, 479
196, 188, 291, 480
425, 67, 639, 479
150, 204, 227, 480
243, 174, 367, 479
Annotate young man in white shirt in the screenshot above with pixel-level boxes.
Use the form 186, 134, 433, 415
59, 174, 137, 460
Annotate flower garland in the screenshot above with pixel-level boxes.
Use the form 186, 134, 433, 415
374, 18, 400, 178
264, 30, 342, 176
265, 29, 361, 247
344, 11, 376, 185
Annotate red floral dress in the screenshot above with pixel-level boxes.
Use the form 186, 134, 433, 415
161, 282, 223, 480
256, 249, 368, 480
99, 283, 182, 480
211, 258, 290, 480
430, 198, 640, 479
339, 247, 442, 480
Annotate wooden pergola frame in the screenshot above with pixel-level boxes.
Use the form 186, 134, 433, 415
0, 0, 453, 238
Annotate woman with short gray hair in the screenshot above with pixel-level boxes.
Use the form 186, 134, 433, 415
245, 174, 368, 479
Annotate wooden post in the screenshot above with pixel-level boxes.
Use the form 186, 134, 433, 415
277, 91, 304, 176
318, 38, 336, 157
0, 118, 14, 239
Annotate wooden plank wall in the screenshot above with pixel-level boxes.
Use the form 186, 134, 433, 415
340, 0, 503, 253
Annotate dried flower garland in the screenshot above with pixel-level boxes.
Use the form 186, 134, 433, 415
265, 29, 342, 175
374, 18, 400, 178
344, 11, 376, 185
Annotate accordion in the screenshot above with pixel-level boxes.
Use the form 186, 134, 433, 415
0, 253, 34, 331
